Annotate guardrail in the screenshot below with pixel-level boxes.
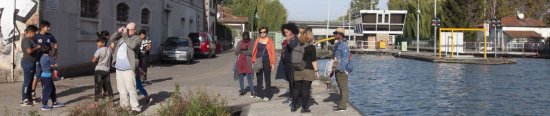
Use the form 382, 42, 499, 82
408, 41, 542, 55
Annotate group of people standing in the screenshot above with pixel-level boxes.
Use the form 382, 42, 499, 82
20, 22, 153, 114
234, 23, 354, 113
20, 21, 64, 111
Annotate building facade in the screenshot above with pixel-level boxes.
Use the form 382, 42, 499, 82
0, 0, 208, 82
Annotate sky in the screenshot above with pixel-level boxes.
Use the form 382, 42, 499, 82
280, 0, 388, 21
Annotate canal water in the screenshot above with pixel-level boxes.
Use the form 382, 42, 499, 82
318, 55, 550, 115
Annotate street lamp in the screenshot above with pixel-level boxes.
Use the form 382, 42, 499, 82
326, 0, 331, 38
433, 0, 437, 56
491, 18, 501, 58
416, 0, 420, 53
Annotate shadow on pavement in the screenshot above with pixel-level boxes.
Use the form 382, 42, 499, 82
141, 91, 171, 110
322, 92, 340, 104
57, 85, 95, 98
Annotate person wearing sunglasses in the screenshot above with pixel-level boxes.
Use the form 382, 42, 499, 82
251, 26, 276, 101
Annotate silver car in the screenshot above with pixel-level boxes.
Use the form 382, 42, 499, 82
160, 37, 194, 64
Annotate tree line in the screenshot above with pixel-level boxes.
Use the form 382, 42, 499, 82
220, 0, 287, 32
387, 0, 549, 41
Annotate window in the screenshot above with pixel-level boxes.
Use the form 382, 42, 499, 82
141, 8, 150, 24
80, 0, 99, 18
116, 3, 129, 22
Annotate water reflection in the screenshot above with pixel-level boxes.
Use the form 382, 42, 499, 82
319, 55, 550, 115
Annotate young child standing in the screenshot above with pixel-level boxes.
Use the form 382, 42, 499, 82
92, 36, 114, 102
39, 46, 64, 110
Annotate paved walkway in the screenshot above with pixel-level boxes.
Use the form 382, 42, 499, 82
0, 51, 360, 116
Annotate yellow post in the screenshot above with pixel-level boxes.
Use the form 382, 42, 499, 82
451, 30, 454, 58
437, 29, 441, 59
483, 29, 487, 59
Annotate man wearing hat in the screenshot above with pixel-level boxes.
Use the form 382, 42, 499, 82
332, 27, 353, 112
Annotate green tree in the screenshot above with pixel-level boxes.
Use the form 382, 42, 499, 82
388, 0, 441, 40
525, 0, 548, 20
257, 0, 287, 32
225, 0, 287, 32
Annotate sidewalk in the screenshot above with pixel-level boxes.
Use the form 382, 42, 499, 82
0, 52, 361, 116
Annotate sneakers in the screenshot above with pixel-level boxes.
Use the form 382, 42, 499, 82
52, 102, 65, 108
262, 97, 270, 102
283, 97, 291, 104
20, 99, 33, 106
334, 108, 347, 112
41, 105, 52, 111
145, 96, 153, 106
254, 96, 262, 101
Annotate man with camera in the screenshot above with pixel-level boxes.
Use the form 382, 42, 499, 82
110, 22, 142, 113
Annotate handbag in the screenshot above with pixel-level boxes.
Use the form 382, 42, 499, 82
252, 43, 267, 73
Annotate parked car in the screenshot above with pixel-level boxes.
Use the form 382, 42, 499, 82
188, 32, 216, 58
160, 36, 194, 64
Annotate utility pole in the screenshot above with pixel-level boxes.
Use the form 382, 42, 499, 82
417, 0, 420, 53
326, 0, 331, 39
433, 0, 437, 56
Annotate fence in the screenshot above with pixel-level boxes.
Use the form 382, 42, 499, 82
408, 40, 542, 55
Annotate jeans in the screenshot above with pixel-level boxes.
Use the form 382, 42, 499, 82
335, 71, 349, 109
136, 75, 148, 96
139, 55, 149, 81
94, 70, 113, 101
21, 60, 36, 102
256, 60, 272, 99
238, 73, 255, 95
40, 76, 57, 105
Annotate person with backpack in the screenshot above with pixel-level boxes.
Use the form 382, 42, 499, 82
251, 27, 276, 101
332, 27, 353, 112
290, 30, 319, 113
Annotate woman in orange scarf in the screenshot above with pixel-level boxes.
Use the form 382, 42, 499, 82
251, 26, 276, 101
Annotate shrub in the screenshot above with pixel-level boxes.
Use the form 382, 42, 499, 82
68, 100, 130, 116
157, 84, 230, 116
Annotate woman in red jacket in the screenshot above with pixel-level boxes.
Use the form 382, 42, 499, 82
251, 26, 276, 101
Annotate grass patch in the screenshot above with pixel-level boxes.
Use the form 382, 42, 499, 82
157, 84, 230, 116
68, 100, 130, 116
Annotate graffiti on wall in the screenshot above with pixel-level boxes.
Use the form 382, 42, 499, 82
0, 0, 38, 54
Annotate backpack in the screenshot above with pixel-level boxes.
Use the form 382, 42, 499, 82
291, 43, 308, 71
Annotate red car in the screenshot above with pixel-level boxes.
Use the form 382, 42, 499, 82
188, 32, 217, 58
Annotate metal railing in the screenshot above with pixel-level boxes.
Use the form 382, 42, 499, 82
350, 40, 376, 51
408, 41, 542, 54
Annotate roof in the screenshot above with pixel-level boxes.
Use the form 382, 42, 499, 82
504, 31, 543, 39
501, 15, 547, 27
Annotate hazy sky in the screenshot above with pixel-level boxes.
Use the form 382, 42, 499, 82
280, 0, 388, 21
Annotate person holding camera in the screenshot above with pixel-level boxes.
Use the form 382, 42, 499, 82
234, 31, 256, 98
110, 22, 142, 113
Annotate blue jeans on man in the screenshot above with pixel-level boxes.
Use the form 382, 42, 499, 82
21, 60, 36, 103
